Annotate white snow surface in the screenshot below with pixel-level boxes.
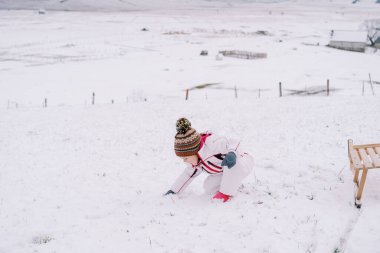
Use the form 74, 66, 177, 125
0, 0, 292, 11
1, 1, 380, 253
0, 0, 379, 11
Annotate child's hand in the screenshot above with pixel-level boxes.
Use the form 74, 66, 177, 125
221, 152, 237, 168
164, 190, 176, 196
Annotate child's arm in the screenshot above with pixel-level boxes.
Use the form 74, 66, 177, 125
167, 166, 202, 194
208, 135, 241, 155
208, 135, 241, 169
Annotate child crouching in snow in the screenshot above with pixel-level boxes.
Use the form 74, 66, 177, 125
165, 118, 254, 202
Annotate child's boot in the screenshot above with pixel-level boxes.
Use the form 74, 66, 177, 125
212, 191, 231, 202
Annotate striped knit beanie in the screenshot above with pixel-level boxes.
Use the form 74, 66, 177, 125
174, 118, 201, 157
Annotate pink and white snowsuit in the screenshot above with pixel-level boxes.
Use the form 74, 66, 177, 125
170, 133, 254, 196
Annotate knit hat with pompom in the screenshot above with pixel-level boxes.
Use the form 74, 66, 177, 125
174, 118, 201, 157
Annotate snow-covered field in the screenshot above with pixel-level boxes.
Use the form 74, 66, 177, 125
1, 1, 380, 253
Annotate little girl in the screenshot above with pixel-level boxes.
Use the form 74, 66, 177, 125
165, 118, 254, 202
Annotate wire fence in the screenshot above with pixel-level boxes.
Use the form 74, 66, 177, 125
3, 76, 379, 110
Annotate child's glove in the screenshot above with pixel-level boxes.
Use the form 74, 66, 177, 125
164, 190, 176, 195
221, 152, 237, 168
212, 191, 231, 202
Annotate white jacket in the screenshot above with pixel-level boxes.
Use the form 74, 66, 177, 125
170, 133, 244, 193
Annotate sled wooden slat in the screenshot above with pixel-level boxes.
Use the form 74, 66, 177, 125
375, 147, 380, 156
352, 143, 380, 149
367, 148, 380, 168
349, 148, 362, 169
348, 139, 380, 208
358, 148, 373, 169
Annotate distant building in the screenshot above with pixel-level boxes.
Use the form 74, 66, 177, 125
328, 30, 368, 52
375, 37, 380, 49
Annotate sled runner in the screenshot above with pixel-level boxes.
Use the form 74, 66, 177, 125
348, 139, 380, 208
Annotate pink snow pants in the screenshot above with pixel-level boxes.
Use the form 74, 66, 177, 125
203, 153, 254, 196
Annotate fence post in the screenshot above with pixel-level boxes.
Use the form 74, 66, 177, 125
44, 98, 47, 108
369, 73, 375, 96
185, 89, 189, 100
258, 88, 261, 98
279, 82, 282, 97
362, 81, 365, 96
327, 79, 330, 96
92, 92, 95, 105
111, 99, 114, 104
234, 86, 238, 99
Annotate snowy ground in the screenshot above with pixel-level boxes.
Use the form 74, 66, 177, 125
1, 1, 379, 107
1, 1, 380, 253
1, 97, 380, 253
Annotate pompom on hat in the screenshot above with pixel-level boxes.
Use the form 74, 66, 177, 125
174, 118, 201, 157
